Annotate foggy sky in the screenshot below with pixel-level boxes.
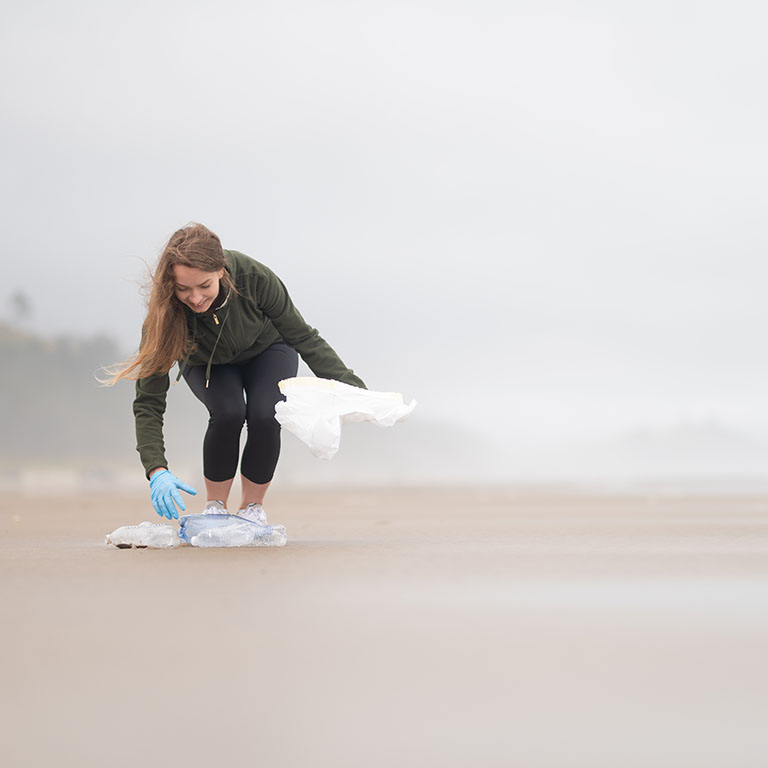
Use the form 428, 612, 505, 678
2, 0, 767, 454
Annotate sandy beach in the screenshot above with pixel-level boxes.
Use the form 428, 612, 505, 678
2, 487, 768, 767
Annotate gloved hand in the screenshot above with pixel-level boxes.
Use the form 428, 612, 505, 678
149, 469, 197, 520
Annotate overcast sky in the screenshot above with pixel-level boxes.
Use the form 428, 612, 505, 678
2, 0, 767, 454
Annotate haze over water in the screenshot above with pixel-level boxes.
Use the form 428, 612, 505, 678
2, 1, 767, 485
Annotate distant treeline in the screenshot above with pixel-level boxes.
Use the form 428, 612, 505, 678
0, 323, 136, 465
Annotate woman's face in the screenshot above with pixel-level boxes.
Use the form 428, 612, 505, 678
172, 264, 225, 313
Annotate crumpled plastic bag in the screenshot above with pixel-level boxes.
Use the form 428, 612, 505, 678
274, 377, 417, 459
106, 522, 180, 549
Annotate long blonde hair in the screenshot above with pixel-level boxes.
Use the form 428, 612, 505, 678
103, 223, 236, 384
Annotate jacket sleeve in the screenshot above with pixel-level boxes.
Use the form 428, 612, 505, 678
133, 372, 171, 478
252, 267, 367, 389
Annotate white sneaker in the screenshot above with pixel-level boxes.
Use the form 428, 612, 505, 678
238, 503, 268, 525
203, 499, 227, 514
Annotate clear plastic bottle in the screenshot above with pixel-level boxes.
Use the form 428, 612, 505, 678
105, 522, 180, 549
179, 513, 287, 548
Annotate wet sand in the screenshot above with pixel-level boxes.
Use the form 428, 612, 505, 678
2, 487, 768, 767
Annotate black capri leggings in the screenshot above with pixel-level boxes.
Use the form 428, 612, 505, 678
182, 343, 299, 484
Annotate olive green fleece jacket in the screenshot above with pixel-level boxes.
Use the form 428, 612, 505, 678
133, 250, 366, 477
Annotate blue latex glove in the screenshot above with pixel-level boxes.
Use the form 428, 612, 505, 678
149, 470, 197, 520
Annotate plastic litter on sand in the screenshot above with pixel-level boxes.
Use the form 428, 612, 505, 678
179, 513, 287, 547
106, 514, 287, 550
105, 522, 180, 549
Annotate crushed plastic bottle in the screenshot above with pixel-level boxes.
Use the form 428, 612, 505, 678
106, 522, 180, 549
179, 513, 287, 548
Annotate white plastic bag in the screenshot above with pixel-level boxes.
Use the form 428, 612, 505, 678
274, 377, 417, 459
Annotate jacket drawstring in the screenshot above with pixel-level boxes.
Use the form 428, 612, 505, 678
175, 306, 230, 387
204, 307, 230, 387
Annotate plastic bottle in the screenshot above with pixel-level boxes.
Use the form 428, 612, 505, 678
178, 513, 287, 548
105, 522, 180, 549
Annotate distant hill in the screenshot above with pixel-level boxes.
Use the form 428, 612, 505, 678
504, 422, 768, 492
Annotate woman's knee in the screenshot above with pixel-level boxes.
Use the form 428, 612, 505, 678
245, 405, 280, 434
209, 401, 247, 431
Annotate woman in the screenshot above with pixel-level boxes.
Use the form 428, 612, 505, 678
107, 222, 366, 522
